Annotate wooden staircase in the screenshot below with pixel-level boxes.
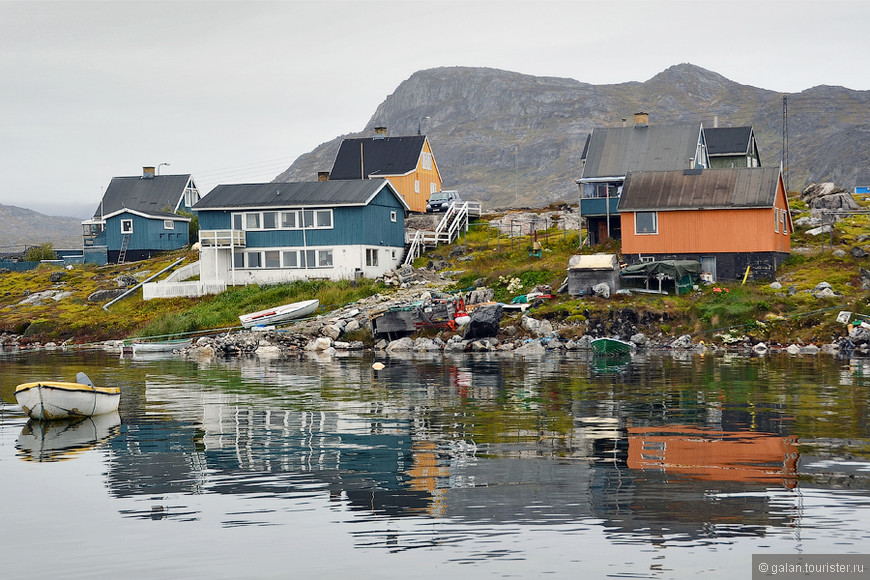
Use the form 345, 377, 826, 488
403, 201, 480, 265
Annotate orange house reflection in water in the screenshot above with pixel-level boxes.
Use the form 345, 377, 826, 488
628, 426, 798, 488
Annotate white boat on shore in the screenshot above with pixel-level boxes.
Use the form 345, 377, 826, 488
131, 338, 192, 354
239, 299, 319, 328
14, 372, 121, 420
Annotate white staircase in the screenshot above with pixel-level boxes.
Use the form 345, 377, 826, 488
403, 201, 480, 265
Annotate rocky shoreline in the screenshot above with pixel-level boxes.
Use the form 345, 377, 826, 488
1, 261, 865, 359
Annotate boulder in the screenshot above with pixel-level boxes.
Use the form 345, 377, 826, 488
521, 315, 553, 338
671, 334, 694, 349
385, 337, 415, 353
513, 340, 546, 356
466, 287, 495, 305
463, 304, 504, 339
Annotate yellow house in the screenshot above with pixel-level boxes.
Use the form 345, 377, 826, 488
328, 127, 443, 213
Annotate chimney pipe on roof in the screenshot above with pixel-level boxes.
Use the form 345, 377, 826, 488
634, 112, 649, 127
142, 166, 155, 179
713, 115, 719, 128
318, 171, 330, 182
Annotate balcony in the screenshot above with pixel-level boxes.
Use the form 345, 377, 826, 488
199, 229, 246, 248
579, 196, 620, 217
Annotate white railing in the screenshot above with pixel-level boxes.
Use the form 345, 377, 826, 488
143, 280, 227, 300
403, 201, 477, 265
199, 229, 246, 247
164, 260, 200, 282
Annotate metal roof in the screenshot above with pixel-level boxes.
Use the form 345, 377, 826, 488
580, 124, 703, 179
194, 178, 409, 211
705, 126, 754, 156
94, 174, 192, 219
617, 167, 782, 211
330, 135, 426, 180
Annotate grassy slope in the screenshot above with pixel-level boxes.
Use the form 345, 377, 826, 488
1, 193, 867, 347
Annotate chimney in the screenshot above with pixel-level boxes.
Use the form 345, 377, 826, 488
634, 112, 649, 127
142, 166, 155, 179
713, 115, 719, 128
374, 126, 387, 139
317, 171, 330, 182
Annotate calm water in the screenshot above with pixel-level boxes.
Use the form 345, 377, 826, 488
1, 349, 869, 579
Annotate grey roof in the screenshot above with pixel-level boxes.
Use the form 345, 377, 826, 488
580, 124, 703, 179
705, 126, 754, 156
330, 136, 425, 180
194, 178, 408, 210
617, 167, 782, 211
94, 174, 191, 219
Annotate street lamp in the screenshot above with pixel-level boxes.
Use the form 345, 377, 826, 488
157, 162, 170, 175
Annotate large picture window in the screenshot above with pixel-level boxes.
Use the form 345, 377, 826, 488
635, 212, 658, 234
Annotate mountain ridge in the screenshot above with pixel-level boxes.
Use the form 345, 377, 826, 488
276, 63, 870, 209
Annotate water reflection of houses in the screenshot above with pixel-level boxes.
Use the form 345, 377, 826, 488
100, 357, 805, 540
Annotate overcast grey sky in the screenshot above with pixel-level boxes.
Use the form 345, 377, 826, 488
2, 0, 868, 217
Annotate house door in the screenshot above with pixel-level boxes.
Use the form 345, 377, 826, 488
700, 257, 716, 283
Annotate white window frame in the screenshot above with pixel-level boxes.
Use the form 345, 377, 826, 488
366, 248, 378, 267
635, 212, 658, 235
121, 219, 133, 234
781, 210, 787, 234
232, 209, 334, 231
421, 152, 433, 170
164, 219, 175, 230
774, 208, 780, 232
390, 210, 397, 223
414, 180, 420, 194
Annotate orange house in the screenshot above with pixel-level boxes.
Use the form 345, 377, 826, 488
328, 127, 443, 213
618, 167, 791, 281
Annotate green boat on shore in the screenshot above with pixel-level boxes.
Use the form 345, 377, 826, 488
591, 337, 633, 356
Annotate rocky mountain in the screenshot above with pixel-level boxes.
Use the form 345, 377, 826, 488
0, 204, 82, 253
276, 64, 870, 209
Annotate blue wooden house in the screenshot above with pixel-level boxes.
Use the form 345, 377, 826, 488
82, 166, 199, 263
193, 178, 409, 285
576, 113, 709, 244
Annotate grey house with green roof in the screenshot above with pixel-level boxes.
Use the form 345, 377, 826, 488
82, 166, 199, 263
193, 178, 408, 285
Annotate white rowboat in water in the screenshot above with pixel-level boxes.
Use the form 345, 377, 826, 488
239, 299, 319, 328
14, 372, 121, 420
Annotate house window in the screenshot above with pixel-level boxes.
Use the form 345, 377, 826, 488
281, 211, 296, 228
245, 213, 260, 230
318, 249, 333, 267
430, 182, 437, 194
283, 250, 300, 268
263, 212, 277, 229
233, 214, 243, 230
422, 152, 433, 170
415, 180, 420, 194
265, 250, 280, 268
164, 220, 174, 230
390, 210, 397, 223
233, 252, 244, 268
781, 210, 787, 234
366, 248, 378, 267
635, 212, 658, 234
121, 219, 133, 234
302, 209, 332, 229
247, 252, 263, 268
774, 208, 780, 232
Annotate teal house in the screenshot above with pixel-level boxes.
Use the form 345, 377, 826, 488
193, 178, 408, 285
82, 166, 199, 263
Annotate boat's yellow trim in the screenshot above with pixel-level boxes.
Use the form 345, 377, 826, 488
15, 382, 121, 395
